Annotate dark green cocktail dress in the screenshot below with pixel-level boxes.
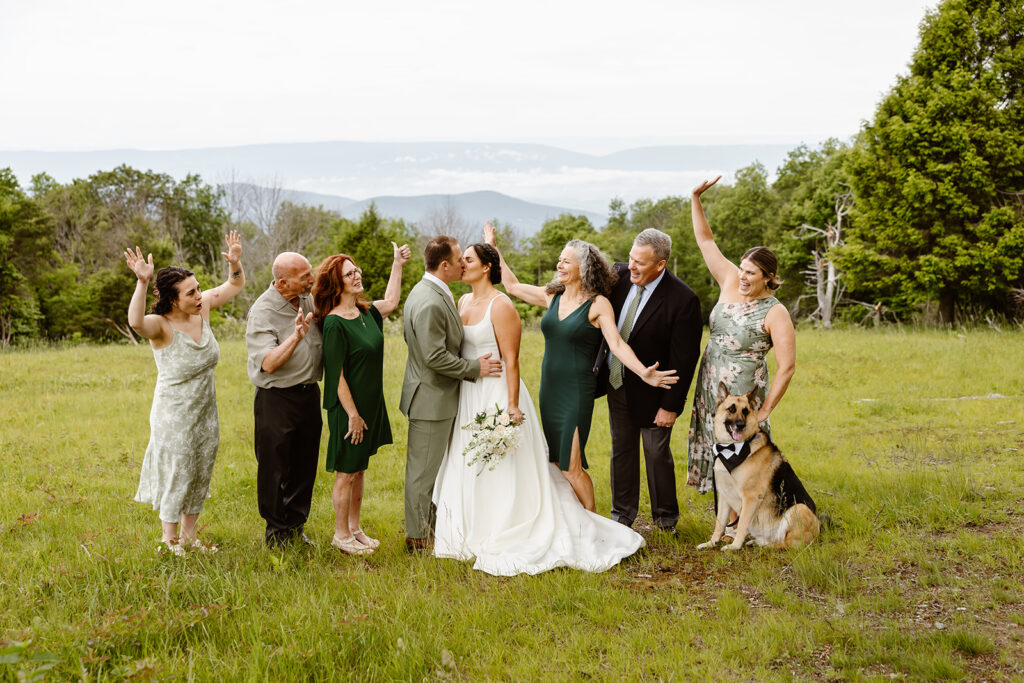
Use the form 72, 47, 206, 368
322, 306, 392, 473
539, 293, 603, 471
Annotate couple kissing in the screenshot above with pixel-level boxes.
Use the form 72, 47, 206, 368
399, 227, 678, 576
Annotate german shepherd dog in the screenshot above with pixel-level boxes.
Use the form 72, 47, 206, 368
697, 382, 821, 551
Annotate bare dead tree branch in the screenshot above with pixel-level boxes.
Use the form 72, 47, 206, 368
420, 196, 476, 247
104, 317, 139, 345
795, 186, 853, 329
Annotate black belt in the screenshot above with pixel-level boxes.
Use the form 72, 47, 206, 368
262, 383, 318, 392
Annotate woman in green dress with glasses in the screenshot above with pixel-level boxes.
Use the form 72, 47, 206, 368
313, 242, 410, 555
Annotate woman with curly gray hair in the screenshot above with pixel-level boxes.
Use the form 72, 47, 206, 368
484, 224, 678, 511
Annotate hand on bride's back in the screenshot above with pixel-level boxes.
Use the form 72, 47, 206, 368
478, 353, 503, 377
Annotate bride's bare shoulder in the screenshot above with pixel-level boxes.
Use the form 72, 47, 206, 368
490, 293, 521, 329
492, 293, 519, 315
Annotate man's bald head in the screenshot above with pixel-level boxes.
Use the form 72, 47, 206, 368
272, 252, 314, 302
272, 252, 309, 280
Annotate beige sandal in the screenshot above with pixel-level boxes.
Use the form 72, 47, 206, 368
331, 535, 373, 556
351, 528, 380, 550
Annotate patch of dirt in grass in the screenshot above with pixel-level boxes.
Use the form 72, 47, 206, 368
622, 511, 1024, 679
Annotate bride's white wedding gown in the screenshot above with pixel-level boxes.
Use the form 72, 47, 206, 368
432, 294, 645, 576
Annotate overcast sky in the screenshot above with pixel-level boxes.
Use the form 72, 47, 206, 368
2, 0, 937, 153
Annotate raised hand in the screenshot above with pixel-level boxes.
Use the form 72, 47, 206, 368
640, 361, 679, 390
124, 246, 155, 282
221, 230, 242, 265
692, 176, 722, 199
294, 310, 313, 340
483, 221, 496, 246
477, 352, 503, 377
392, 241, 411, 266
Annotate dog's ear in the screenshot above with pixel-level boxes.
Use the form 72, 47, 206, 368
746, 387, 762, 412
717, 381, 730, 405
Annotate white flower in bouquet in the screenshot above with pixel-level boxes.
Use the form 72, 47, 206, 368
462, 403, 524, 473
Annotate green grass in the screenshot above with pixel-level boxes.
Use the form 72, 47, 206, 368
1, 327, 1023, 680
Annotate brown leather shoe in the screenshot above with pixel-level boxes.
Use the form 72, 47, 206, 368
404, 536, 432, 553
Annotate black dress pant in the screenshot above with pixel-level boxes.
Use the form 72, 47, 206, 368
607, 384, 679, 529
254, 384, 322, 544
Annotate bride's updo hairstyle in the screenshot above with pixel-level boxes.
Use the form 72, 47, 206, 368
150, 266, 194, 315
545, 239, 616, 299
467, 243, 502, 285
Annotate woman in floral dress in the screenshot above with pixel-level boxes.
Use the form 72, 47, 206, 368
686, 177, 797, 494
125, 232, 246, 555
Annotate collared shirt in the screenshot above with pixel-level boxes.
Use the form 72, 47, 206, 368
618, 266, 667, 331
608, 268, 667, 370
245, 283, 324, 389
422, 272, 455, 302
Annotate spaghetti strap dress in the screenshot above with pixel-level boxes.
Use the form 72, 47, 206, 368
538, 292, 603, 470
135, 319, 221, 522
432, 293, 644, 575
686, 296, 779, 493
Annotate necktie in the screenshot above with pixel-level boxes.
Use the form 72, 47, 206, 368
609, 284, 645, 389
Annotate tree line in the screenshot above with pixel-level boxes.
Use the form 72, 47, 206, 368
1, 0, 1021, 347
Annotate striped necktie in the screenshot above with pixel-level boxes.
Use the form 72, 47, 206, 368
609, 284, 645, 390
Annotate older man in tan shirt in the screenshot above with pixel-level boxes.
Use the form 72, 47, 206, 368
245, 252, 323, 547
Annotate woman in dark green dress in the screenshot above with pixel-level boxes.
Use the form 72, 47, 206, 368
484, 224, 678, 512
313, 242, 410, 555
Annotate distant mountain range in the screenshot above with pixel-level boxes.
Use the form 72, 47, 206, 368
262, 185, 606, 237
1, 140, 798, 234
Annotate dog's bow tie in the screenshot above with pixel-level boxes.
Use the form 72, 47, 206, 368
713, 439, 753, 472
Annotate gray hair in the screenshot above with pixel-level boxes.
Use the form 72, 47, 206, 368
545, 239, 617, 298
633, 228, 672, 262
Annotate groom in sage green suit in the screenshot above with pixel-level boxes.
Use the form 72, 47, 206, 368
400, 236, 503, 550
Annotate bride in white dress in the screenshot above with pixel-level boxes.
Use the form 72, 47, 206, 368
432, 242, 645, 576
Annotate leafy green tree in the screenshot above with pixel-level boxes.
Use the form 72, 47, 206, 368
174, 173, 229, 273
701, 162, 779, 264
528, 213, 597, 282
841, 0, 1024, 323
771, 141, 857, 323
593, 198, 635, 263
0, 169, 54, 346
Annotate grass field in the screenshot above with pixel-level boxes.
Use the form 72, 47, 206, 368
1, 327, 1023, 681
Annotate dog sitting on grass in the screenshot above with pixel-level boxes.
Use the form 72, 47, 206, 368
697, 382, 822, 551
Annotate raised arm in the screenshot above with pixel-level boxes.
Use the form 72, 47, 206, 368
590, 296, 678, 389
491, 295, 524, 424
484, 221, 551, 308
756, 304, 796, 424
691, 177, 737, 288
373, 241, 411, 318
124, 247, 170, 343
203, 230, 246, 310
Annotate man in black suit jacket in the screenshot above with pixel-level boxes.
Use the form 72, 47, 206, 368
594, 228, 702, 532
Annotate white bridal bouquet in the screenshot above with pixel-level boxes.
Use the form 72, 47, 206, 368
461, 404, 524, 472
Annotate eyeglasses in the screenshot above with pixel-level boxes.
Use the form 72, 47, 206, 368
343, 267, 363, 281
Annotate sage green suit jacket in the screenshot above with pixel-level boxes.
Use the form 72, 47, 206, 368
399, 278, 480, 420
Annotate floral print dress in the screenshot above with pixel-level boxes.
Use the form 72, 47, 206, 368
686, 297, 778, 493
135, 320, 221, 522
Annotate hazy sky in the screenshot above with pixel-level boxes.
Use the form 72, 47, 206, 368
2, 0, 937, 153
